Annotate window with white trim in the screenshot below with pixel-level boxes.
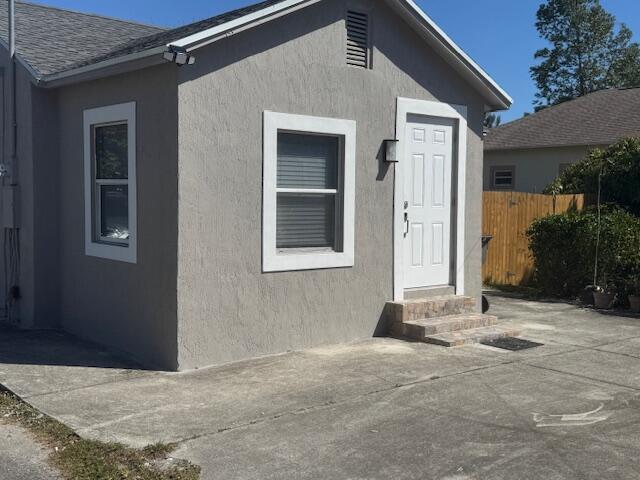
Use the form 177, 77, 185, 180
83, 102, 137, 263
491, 166, 515, 190
263, 111, 356, 272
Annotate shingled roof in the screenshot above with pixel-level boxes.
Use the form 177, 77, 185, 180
0, 0, 511, 109
67, 0, 288, 72
485, 87, 640, 151
0, 0, 288, 78
0, 1, 165, 76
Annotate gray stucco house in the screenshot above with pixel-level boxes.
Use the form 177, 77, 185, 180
0, 0, 510, 370
484, 87, 640, 193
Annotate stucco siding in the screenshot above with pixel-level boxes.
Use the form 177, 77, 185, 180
484, 145, 598, 193
57, 64, 179, 369
176, 0, 487, 369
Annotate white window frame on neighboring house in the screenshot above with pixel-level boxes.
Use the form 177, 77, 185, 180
83, 102, 137, 263
491, 166, 515, 190
262, 111, 356, 272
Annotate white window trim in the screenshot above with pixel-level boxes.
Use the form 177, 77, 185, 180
83, 102, 137, 263
393, 97, 468, 301
262, 111, 356, 272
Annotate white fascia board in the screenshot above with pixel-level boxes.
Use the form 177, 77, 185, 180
396, 0, 512, 110
169, 0, 319, 51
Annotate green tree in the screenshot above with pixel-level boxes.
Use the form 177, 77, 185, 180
544, 138, 640, 216
531, 0, 640, 108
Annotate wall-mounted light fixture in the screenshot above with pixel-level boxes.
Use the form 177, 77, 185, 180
383, 139, 399, 163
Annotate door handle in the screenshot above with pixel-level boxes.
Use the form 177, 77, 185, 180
404, 212, 409, 236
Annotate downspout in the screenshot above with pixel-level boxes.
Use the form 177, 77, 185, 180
8, 0, 16, 176
3, 0, 20, 321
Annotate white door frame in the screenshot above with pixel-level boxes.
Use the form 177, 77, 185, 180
393, 97, 468, 301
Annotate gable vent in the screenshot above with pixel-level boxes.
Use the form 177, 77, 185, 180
346, 11, 369, 68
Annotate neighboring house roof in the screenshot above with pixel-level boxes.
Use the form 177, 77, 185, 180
485, 87, 640, 151
0, 0, 511, 110
0, 1, 164, 76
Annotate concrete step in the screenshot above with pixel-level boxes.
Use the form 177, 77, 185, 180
423, 326, 521, 347
398, 313, 498, 338
386, 295, 476, 323
404, 286, 455, 299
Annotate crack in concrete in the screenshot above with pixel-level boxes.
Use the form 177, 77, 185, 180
4, 332, 640, 450
167, 350, 591, 445
21, 371, 159, 400
172, 340, 640, 446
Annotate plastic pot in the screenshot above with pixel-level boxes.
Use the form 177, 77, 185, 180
629, 295, 640, 314
593, 292, 615, 309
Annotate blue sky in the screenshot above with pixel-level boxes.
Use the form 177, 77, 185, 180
30, 0, 640, 123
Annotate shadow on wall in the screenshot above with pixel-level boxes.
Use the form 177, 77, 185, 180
0, 324, 149, 370
376, 141, 391, 181
177, 2, 340, 85
373, 302, 395, 337
178, 0, 483, 138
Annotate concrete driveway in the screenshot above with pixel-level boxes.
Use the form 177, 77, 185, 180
1, 293, 640, 479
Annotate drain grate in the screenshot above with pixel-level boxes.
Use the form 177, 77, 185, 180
481, 337, 543, 351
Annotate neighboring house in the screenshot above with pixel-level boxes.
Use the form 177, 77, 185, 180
484, 87, 640, 193
0, 0, 510, 370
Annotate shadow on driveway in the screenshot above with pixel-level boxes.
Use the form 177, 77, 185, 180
2, 298, 640, 479
0, 324, 144, 370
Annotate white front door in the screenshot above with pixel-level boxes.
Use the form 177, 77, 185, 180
403, 114, 454, 288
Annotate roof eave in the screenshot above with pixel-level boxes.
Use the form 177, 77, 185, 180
0, 36, 167, 88
20, 0, 321, 88
15, 0, 513, 104
167, 0, 512, 110
169, 0, 322, 51
485, 142, 609, 152
0, 37, 41, 81
37, 46, 167, 88
390, 0, 512, 110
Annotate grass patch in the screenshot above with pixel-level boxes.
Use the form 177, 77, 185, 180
0, 389, 200, 480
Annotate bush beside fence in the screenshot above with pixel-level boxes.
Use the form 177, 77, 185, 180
527, 208, 640, 300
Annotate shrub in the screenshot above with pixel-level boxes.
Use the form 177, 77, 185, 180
544, 138, 640, 216
527, 208, 640, 298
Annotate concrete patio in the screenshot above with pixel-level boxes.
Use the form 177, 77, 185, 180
1, 293, 640, 479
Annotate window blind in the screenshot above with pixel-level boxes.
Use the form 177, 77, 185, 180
276, 133, 340, 249
276, 194, 335, 248
277, 133, 338, 189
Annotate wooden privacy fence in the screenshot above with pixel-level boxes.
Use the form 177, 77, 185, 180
482, 191, 585, 286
